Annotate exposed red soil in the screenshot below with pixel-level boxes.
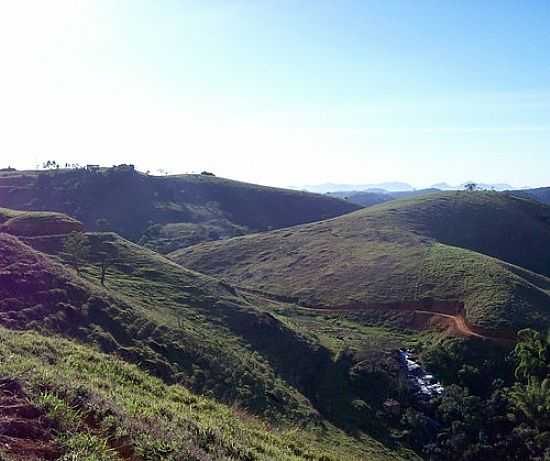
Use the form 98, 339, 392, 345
309, 306, 516, 343
414, 310, 487, 338
0, 378, 62, 461
237, 286, 516, 342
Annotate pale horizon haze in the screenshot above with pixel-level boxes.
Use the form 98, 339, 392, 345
1, 1, 549, 189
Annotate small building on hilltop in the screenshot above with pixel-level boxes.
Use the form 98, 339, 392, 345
112, 164, 135, 172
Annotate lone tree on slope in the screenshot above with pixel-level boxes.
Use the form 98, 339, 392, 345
98, 242, 119, 287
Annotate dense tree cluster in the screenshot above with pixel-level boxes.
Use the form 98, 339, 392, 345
402, 331, 550, 460
42, 160, 60, 169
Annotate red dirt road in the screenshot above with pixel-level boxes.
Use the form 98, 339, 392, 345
302, 305, 515, 343
237, 285, 515, 342
414, 310, 485, 338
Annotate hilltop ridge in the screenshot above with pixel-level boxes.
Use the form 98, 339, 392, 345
0, 168, 360, 253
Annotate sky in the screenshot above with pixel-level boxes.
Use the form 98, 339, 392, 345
0, 1, 549, 189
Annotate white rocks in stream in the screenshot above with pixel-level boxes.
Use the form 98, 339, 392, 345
399, 350, 444, 399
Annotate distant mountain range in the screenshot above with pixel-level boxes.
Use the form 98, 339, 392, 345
295, 182, 415, 194
322, 183, 548, 209
297, 181, 527, 194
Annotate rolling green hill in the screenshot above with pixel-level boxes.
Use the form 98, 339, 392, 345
0, 219, 419, 460
171, 192, 550, 334
0, 168, 360, 253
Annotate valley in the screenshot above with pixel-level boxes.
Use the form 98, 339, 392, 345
173, 191, 550, 335
2, 3, 549, 458
0, 170, 548, 460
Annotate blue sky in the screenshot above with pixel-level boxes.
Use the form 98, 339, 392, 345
0, 1, 549, 188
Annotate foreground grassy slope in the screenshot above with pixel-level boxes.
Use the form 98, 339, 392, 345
0, 232, 320, 422
0, 168, 360, 252
0, 327, 408, 461
172, 192, 550, 333
0, 229, 417, 459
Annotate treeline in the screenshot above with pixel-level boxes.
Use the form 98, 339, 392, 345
401, 330, 549, 460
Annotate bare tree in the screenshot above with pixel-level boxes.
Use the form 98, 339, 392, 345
96, 241, 119, 286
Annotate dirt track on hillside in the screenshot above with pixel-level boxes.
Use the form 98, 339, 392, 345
299, 305, 515, 342
238, 286, 515, 342
414, 310, 484, 338
304, 305, 516, 343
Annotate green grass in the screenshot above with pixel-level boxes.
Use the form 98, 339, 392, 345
0, 327, 415, 461
264, 304, 416, 357
1, 232, 321, 423
172, 192, 550, 333
0, 230, 419, 459
139, 221, 249, 253
2, 188, 546, 458
422, 244, 550, 330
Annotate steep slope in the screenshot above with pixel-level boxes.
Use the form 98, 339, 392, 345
0, 168, 360, 252
172, 192, 550, 334
385, 192, 550, 277
0, 376, 62, 460
0, 227, 418, 460
0, 327, 407, 461
0, 232, 322, 421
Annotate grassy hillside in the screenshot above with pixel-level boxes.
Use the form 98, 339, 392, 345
328, 188, 443, 208
0, 228, 419, 460
383, 192, 550, 277
0, 168, 359, 252
514, 187, 550, 205
0, 207, 83, 236
0, 326, 409, 461
172, 192, 550, 333
327, 190, 393, 207
0, 232, 320, 422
